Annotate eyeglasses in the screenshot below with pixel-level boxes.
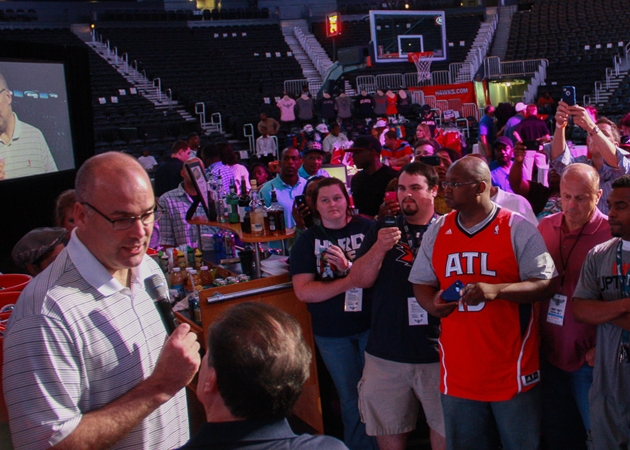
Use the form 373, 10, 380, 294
441, 181, 481, 189
81, 202, 162, 230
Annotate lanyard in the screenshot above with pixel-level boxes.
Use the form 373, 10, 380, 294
401, 214, 437, 256
558, 222, 586, 290
615, 239, 630, 344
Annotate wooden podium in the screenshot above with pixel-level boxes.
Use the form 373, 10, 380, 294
176, 273, 323, 434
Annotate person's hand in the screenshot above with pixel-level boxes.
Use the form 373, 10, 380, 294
585, 347, 596, 367
375, 226, 401, 253
291, 201, 310, 230
568, 104, 596, 132
460, 282, 500, 306
0, 159, 5, 180
555, 101, 570, 128
513, 142, 526, 164
431, 289, 458, 318
376, 198, 400, 220
148, 323, 201, 398
324, 245, 351, 273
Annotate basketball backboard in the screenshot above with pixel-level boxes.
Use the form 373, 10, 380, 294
369, 10, 447, 64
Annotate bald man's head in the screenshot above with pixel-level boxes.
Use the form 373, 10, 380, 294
76, 152, 151, 203
560, 163, 602, 230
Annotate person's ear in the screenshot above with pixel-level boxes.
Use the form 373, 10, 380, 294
203, 367, 219, 396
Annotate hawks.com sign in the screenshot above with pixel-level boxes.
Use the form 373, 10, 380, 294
410, 82, 476, 105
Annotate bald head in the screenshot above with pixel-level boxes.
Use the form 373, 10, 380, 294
561, 163, 600, 195
76, 152, 152, 203
453, 156, 492, 185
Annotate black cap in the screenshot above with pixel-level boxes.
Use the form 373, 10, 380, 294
346, 135, 382, 154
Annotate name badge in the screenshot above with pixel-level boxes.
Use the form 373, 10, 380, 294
345, 288, 363, 312
546, 294, 568, 325
408, 297, 428, 326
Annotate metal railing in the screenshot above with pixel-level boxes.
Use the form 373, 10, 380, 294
284, 79, 308, 96
376, 73, 404, 90
356, 75, 378, 94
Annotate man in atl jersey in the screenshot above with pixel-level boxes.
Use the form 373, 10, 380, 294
409, 156, 557, 450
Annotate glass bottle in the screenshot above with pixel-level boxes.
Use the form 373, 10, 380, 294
225, 178, 240, 223
267, 189, 286, 236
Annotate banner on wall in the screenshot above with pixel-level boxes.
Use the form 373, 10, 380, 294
409, 82, 476, 105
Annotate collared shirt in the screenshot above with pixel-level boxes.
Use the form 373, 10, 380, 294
538, 209, 610, 371
158, 183, 217, 248
178, 418, 347, 449
3, 230, 189, 449
297, 165, 330, 180
259, 174, 307, 228
255, 135, 277, 158
0, 113, 57, 179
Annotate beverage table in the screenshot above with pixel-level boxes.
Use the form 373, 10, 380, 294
188, 218, 294, 278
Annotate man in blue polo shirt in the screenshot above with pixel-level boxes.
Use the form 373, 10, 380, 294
260, 147, 307, 229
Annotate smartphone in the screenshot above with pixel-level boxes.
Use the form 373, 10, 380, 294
562, 86, 576, 106
442, 280, 465, 303
383, 215, 397, 227
295, 194, 307, 209
384, 191, 397, 203
419, 155, 441, 166
523, 140, 539, 151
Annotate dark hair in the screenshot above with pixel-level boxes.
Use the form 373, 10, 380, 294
399, 162, 439, 190
188, 132, 199, 140
218, 142, 238, 166
199, 143, 220, 167
206, 302, 311, 420
438, 147, 461, 163
612, 175, 630, 189
248, 162, 272, 184
385, 130, 398, 140
304, 175, 326, 194
54, 189, 76, 227
171, 140, 189, 155
311, 177, 353, 220
414, 139, 439, 152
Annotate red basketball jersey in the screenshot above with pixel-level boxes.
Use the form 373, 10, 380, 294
433, 208, 540, 401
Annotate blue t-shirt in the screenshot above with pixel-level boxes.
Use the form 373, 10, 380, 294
491, 165, 513, 193
290, 217, 374, 337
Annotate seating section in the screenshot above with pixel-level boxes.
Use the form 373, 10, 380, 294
99, 8, 269, 22
0, 28, 190, 153
0, 8, 38, 22
337, 0, 460, 15
505, 0, 630, 103
312, 13, 483, 87
98, 24, 302, 134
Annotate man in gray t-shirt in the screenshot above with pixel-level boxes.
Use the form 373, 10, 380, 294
573, 175, 630, 448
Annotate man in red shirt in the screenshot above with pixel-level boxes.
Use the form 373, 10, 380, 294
409, 156, 557, 450
382, 130, 413, 170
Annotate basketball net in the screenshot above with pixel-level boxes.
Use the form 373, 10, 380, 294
408, 51, 434, 83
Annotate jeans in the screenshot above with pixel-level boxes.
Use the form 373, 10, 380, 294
522, 150, 548, 185
541, 359, 593, 449
314, 330, 377, 450
441, 385, 541, 450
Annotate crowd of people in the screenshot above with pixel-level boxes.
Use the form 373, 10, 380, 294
6, 92, 630, 450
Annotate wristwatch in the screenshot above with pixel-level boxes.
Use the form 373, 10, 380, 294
342, 261, 353, 276
588, 126, 601, 137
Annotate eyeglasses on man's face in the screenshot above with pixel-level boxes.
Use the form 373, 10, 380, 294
81, 202, 162, 230
441, 181, 481, 189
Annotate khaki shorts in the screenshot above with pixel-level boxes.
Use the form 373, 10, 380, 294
358, 352, 445, 437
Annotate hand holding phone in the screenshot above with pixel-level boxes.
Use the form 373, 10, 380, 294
442, 280, 464, 303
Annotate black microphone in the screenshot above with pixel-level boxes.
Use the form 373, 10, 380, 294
144, 274, 179, 335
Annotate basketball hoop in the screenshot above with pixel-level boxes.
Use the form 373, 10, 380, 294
408, 51, 434, 83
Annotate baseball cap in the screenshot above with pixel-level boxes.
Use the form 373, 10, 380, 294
303, 141, 324, 154
12, 227, 67, 269
422, 104, 432, 112
375, 119, 388, 128
316, 123, 329, 134
303, 124, 314, 133
346, 135, 382, 154
494, 136, 514, 148
515, 102, 526, 112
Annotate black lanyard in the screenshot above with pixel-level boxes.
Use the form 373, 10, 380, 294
401, 214, 437, 256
